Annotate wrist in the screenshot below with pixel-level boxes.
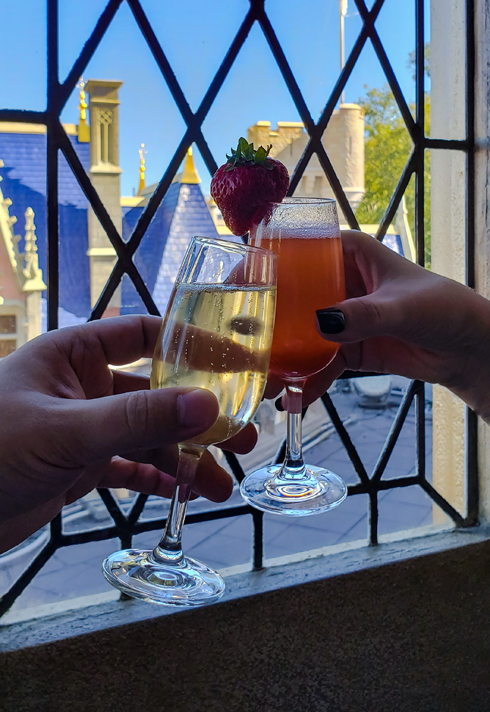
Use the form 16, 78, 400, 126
451, 375, 490, 425
445, 326, 490, 424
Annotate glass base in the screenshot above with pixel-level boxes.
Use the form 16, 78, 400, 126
102, 549, 225, 607
240, 464, 347, 516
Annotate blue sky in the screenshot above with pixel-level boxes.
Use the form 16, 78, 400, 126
0, 0, 430, 196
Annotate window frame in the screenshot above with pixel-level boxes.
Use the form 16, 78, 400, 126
0, 0, 478, 621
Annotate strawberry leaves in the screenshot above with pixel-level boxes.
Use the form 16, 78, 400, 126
225, 137, 274, 171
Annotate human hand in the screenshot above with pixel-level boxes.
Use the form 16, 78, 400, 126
267, 230, 490, 421
0, 316, 257, 553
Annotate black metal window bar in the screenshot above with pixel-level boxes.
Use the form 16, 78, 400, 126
0, 0, 476, 618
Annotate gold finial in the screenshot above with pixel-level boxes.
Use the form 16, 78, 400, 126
77, 77, 90, 142
181, 146, 200, 184
138, 143, 147, 195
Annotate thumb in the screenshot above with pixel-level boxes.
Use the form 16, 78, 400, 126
316, 294, 396, 343
61, 387, 219, 465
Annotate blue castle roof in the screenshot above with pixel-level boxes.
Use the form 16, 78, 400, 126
0, 129, 220, 323
0, 130, 91, 319
121, 181, 220, 316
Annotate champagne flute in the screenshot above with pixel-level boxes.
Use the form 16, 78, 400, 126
102, 237, 276, 606
240, 198, 347, 515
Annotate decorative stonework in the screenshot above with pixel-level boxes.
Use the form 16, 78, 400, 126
0, 166, 46, 348
22, 207, 46, 292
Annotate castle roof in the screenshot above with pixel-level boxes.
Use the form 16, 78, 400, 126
121, 178, 220, 316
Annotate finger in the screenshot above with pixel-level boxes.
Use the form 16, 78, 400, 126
112, 370, 150, 394
300, 337, 444, 407
341, 229, 413, 291
62, 387, 219, 465
67, 446, 234, 504
321, 231, 433, 343
96, 458, 186, 500
276, 353, 347, 410
123, 448, 233, 503
301, 354, 346, 407
59, 315, 163, 366
342, 335, 446, 384
64, 458, 200, 504
299, 340, 411, 408
121, 424, 247, 495
76, 450, 233, 503
217, 422, 258, 454
316, 289, 404, 343
194, 449, 234, 502
263, 373, 284, 400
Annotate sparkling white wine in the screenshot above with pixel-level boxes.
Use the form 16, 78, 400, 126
151, 283, 276, 446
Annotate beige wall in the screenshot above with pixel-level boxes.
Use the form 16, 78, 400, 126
431, 0, 490, 524
475, 0, 490, 522
430, 0, 468, 520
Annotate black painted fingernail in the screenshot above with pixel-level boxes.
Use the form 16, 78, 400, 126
316, 308, 346, 334
275, 397, 285, 412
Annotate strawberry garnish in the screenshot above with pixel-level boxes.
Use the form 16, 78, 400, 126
210, 137, 289, 236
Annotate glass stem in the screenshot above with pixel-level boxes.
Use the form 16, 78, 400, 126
152, 444, 204, 567
280, 379, 307, 480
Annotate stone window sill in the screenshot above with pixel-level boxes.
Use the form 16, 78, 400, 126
1, 524, 488, 653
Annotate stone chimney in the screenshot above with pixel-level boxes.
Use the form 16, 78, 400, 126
85, 79, 123, 311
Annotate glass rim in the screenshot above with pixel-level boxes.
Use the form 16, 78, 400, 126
268, 197, 337, 206
191, 235, 276, 259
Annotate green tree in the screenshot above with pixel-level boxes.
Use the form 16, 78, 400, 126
407, 42, 430, 80
355, 85, 431, 267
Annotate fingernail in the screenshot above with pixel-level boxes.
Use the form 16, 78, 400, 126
316, 308, 346, 334
177, 389, 216, 428
275, 397, 285, 412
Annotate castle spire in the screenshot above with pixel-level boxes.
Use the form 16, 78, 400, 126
138, 143, 147, 195
181, 146, 200, 184
22, 207, 46, 291
77, 77, 90, 143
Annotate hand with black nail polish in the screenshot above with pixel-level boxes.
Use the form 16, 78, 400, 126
298, 230, 490, 423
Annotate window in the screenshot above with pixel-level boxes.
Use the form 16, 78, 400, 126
0, 341, 16, 358
98, 109, 114, 164
0, 315, 17, 357
0, 315, 16, 334
0, 0, 476, 620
